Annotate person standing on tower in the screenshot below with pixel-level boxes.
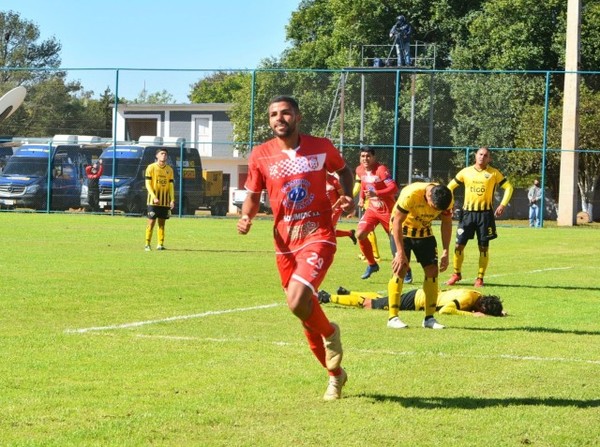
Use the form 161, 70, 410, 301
389, 15, 413, 67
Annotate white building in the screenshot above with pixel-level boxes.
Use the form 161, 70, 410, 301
113, 102, 249, 214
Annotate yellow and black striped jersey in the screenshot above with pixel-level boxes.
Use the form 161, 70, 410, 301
414, 288, 483, 315
145, 162, 174, 207
390, 182, 453, 238
448, 165, 512, 211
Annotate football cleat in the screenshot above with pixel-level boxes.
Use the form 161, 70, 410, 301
144, 245, 151, 251
423, 317, 445, 329
318, 290, 331, 304
323, 368, 348, 401
387, 316, 408, 329
474, 278, 484, 287
361, 263, 379, 279
445, 273, 462, 285
336, 286, 350, 295
349, 229, 357, 245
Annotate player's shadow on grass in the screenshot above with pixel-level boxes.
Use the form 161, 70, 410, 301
359, 394, 600, 409
458, 326, 600, 336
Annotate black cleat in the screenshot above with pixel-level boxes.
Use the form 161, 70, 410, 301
336, 286, 350, 295
318, 290, 331, 304
349, 229, 357, 245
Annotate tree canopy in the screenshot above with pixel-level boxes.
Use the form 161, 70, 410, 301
0, 10, 116, 138
187, 0, 600, 213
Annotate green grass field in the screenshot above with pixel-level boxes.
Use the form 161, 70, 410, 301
1, 212, 599, 446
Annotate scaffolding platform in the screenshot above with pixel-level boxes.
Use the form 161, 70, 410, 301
360, 41, 436, 69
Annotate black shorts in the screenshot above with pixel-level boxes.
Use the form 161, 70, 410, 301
147, 205, 171, 220
403, 236, 438, 268
456, 210, 497, 246
400, 289, 417, 310
372, 288, 417, 310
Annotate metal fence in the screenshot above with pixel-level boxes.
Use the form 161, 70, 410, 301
1, 66, 599, 221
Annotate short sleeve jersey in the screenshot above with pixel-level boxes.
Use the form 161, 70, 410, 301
449, 165, 508, 211
391, 182, 453, 238
326, 173, 342, 208
245, 134, 346, 253
414, 288, 482, 315
145, 162, 174, 207
355, 162, 397, 213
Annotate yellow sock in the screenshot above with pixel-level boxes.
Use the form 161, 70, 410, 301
368, 231, 380, 259
145, 225, 153, 246
331, 294, 364, 308
422, 276, 438, 318
387, 275, 402, 319
351, 291, 380, 299
453, 248, 464, 275
157, 226, 165, 245
478, 250, 489, 279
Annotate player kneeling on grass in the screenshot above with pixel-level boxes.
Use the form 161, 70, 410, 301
318, 287, 506, 317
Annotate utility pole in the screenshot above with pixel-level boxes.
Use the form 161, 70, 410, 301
557, 0, 581, 226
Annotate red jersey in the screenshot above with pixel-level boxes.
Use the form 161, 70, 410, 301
245, 134, 347, 253
326, 173, 342, 207
326, 173, 344, 226
355, 162, 398, 214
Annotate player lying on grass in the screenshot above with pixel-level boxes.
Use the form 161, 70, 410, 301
318, 287, 506, 317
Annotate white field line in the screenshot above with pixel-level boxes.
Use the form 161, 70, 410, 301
485, 266, 573, 279
130, 334, 600, 366
64, 303, 282, 334
65, 266, 574, 334
463, 266, 575, 281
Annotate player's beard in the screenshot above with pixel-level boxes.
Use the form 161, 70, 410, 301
272, 120, 296, 138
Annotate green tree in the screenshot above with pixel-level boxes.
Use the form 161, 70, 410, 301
451, 0, 566, 71
515, 84, 600, 220
189, 71, 248, 103
131, 88, 175, 104
0, 10, 62, 85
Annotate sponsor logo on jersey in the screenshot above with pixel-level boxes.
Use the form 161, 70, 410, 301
282, 178, 314, 210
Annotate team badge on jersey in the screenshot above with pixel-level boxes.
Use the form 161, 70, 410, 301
282, 178, 314, 210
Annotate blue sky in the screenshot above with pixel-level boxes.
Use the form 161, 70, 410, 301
10, 1, 299, 102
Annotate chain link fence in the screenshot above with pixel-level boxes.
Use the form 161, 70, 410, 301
1, 67, 599, 222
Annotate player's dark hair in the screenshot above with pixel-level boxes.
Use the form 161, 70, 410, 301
479, 295, 504, 316
360, 146, 375, 155
269, 95, 300, 113
430, 185, 452, 210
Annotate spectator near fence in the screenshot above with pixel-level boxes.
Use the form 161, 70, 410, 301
528, 179, 542, 227
85, 159, 103, 212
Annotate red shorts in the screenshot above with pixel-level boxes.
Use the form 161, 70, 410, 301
276, 242, 337, 293
357, 208, 391, 235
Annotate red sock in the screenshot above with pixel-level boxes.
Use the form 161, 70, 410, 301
302, 295, 334, 338
303, 326, 327, 368
359, 238, 376, 264
335, 229, 352, 238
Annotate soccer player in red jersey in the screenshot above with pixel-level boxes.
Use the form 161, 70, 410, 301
237, 96, 355, 401
326, 173, 357, 244
354, 147, 399, 279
